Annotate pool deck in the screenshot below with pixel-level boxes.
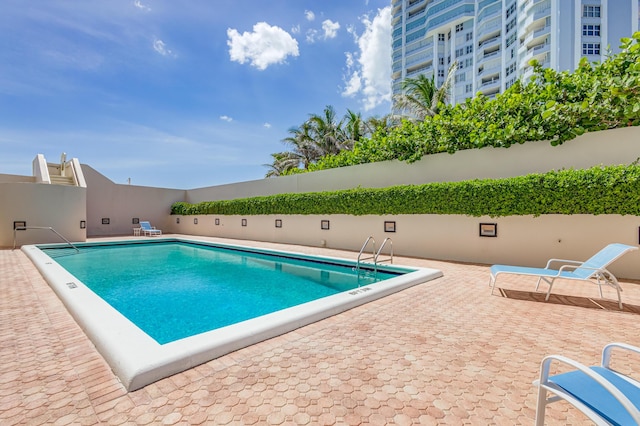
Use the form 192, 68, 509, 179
2, 235, 640, 425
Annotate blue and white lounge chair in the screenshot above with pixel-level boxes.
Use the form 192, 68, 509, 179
534, 342, 640, 426
140, 221, 162, 237
489, 243, 637, 309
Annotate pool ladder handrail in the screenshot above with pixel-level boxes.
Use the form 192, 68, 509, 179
13, 226, 80, 253
355, 236, 394, 276
356, 236, 376, 272
376, 237, 394, 266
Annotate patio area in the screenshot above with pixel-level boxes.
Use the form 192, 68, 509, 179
2, 235, 639, 425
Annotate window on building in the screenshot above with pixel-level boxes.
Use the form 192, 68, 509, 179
506, 33, 517, 48
448, 31, 451, 40
505, 78, 516, 89
465, 83, 473, 93
455, 73, 466, 83
583, 5, 601, 17
506, 18, 517, 34
582, 24, 601, 36
438, 70, 445, 77
506, 3, 516, 19
466, 45, 473, 54
466, 32, 473, 42
465, 58, 473, 68
438, 33, 445, 41
505, 63, 516, 76
455, 48, 464, 57
455, 23, 464, 33
582, 42, 601, 55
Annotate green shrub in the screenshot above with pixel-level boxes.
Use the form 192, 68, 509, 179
171, 164, 640, 217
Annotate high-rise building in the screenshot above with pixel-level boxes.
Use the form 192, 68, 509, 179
391, 0, 639, 106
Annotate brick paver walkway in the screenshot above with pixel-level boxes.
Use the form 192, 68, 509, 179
2, 236, 639, 425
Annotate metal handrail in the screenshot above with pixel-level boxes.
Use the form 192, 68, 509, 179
13, 226, 79, 253
356, 236, 376, 275
376, 238, 394, 265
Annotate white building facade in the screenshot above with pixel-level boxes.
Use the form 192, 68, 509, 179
391, 0, 639, 105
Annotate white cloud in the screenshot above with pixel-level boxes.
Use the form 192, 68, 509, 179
220, 115, 233, 122
291, 24, 300, 34
305, 10, 315, 21
342, 7, 392, 110
134, 0, 151, 12
322, 19, 340, 40
263, 123, 272, 129
227, 22, 299, 70
342, 53, 361, 96
306, 29, 318, 43
153, 38, 172, 56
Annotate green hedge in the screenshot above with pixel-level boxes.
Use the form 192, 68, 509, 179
172, 164, 640, 217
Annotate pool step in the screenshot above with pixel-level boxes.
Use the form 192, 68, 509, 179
46, 247, 81, 258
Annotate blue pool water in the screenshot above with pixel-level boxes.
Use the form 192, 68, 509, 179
45, 241, 399, 344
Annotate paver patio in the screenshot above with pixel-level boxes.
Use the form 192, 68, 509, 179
2, 235, 639, 425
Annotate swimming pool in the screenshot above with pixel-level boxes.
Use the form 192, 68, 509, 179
24, 238, 442, 391
47, 241, 399, 344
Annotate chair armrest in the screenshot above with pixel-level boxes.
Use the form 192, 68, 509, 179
544, 258, 582, 269
603, 342, 640, 370
537, 354, 640, 422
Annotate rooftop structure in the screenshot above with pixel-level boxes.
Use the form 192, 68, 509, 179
391, 0, 640, 104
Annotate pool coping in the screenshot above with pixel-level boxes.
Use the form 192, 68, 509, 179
22, 237, 443, 391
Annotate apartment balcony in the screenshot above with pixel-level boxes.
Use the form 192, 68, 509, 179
405, 39, 434, 56
520, 7, 551, 33
476, 78, 501, 99
477, 1, 501, 22
406, 50, 433, 67
521, 42, 550, 65
476, 16, 501, 38
520, 24, 550, 49
478, 76, 501, 96
521, 0, 549, 17
477, 47, 501, 62
406, 64, 433, 78
407, 6, 426, 21
477, 62, 500, 78
407, 0, 426, 11
478, 33, 501, 50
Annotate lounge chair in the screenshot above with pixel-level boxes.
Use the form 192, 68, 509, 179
534, 342, 640, 425
489, 243, 637, 309
140, 221, 162, 237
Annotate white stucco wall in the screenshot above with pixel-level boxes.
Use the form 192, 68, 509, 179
169, 213, 640, 280
82, 165, 186, 237
0, 182, 86, 247
186, 126, 640, 202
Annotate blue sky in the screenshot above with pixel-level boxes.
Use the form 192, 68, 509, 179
0, 0, 393, 189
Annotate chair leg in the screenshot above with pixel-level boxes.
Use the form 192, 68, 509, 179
544, 278, 557, 301
489, 275, 497, 295
535, 385, 548, 426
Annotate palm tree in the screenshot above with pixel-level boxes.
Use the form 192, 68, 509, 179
342, 109, 364, 149
307, 105, 346, 156
281, 122, 320, 168
263, 152, 301, 177
363, 114, 396, 138
393, 61, 458, 121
